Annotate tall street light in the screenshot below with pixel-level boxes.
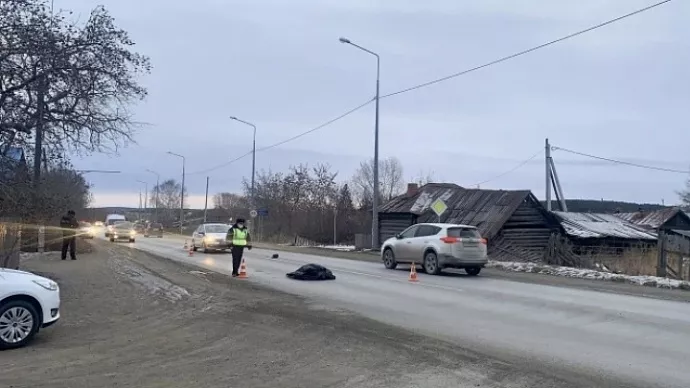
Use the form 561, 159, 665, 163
229, 116, 257, 209
339, 36, 381, 249
167, 152, 186, 235
145, 169, 160, 222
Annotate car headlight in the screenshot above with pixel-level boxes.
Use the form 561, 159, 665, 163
130, 230, 136, 235
33, 279, 58, 291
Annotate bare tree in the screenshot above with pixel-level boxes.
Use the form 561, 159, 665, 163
213, 192, 248, 210
410, 169, 435, 186
241, 163, 359, 243
0, 0, 151, 156
351, 156, 404, 207
151, 179, 186, 210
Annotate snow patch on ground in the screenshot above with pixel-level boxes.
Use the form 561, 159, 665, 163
317, 244, 356, 252
489, 261, 690, 291
20, 251, 59, 260
109, 257, 190, 302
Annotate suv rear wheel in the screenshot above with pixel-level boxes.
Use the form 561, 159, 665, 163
423, 251, 442, 275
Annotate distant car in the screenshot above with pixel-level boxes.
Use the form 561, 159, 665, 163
109, 221, 136, 243
144, 223, 164, 238
380, 223, 488, 276
0, 268, 60, 349
191, 223, 231, 253
78, 222, 95, 239
94, 221, 104, 227
104, 214, 126, 237
133, 223, 145, 234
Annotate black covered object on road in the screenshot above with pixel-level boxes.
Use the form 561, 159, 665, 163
286, 264, 336, 281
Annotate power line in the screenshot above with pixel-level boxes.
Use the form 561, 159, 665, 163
552, 146, 690, 174
180, 0, 672, 177
382, 0, 672, 98
186, 98, 374, 175
469, 150, 543, 187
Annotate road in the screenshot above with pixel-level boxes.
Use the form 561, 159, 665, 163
106, 233, 690, 388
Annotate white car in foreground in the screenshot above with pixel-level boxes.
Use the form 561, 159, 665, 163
0, 268, 60, 349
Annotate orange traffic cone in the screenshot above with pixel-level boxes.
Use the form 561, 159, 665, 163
408, 262, 419, 282
237, 258, 248, 279
183, 240, 188, 250
188, 247, 194, 256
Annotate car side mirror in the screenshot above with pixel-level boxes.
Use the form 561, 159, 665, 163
395, 234, 402, 239
198, 232, 205, 236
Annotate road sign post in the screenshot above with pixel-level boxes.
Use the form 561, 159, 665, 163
430, 198, 448, 223
249, 209, 258, 218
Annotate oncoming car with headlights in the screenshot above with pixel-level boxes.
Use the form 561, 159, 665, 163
109, 221, 137, 243
191, 223, 231, 253
78, 221, 95, 239
0, 268, 60, 349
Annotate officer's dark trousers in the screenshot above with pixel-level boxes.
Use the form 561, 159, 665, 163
61, 236, 76, 260
230, 246, 245, 274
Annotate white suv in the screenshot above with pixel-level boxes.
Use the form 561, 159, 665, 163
380, 223, 488, 276
0, 268, 61, 349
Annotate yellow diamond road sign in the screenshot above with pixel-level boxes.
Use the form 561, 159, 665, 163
430, 198, 447, 217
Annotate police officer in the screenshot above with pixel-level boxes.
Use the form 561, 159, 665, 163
60, 210, 79, 260
226, 218, 252, 277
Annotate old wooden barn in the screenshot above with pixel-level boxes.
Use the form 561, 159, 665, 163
378, 183, 561, 261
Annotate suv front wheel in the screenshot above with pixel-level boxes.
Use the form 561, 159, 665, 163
382, 248, 397, 270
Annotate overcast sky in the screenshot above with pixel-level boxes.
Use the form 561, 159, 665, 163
60, 0, 688, 208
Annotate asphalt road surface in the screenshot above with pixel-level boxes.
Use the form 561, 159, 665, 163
106, 232, 690, 388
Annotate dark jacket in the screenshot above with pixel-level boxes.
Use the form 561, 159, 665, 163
226, 224, 251, 246
60, 214, 79, 237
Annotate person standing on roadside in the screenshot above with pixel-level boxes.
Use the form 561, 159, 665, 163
59, 210, 79, 260
226, 217, 252, 277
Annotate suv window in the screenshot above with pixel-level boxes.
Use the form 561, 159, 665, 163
399, 225, 418, 239
150, 223, 162, 229
415, 225, 441, 237
447, 227, 481, 239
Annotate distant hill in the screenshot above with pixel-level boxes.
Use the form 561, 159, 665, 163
541, 199, 668, 213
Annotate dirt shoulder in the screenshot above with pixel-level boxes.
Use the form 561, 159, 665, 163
254, 242, 690, 303
0, 241, 615, 388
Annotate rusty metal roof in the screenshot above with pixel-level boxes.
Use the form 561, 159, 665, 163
380, 183, 535, 239
553, 211, 657, 240
614, 208, 685, 229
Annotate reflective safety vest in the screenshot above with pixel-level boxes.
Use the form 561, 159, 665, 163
232, 228, 248, 246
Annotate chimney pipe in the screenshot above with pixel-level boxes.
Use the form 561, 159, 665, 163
407, 183, 419, 197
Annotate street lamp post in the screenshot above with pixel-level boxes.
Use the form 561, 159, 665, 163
145, 169, 160, 222
167, 152, 186, 235
339, 36, 381, 249
229, 116, 257, 209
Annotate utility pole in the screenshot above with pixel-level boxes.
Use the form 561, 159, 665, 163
545, 138, 552, 211
146, 169, 160, 222
203, 176, 209, 223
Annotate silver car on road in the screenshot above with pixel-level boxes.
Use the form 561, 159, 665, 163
380, 223, 487, 276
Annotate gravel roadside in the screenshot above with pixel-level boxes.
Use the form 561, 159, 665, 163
0, 241, 625, 387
